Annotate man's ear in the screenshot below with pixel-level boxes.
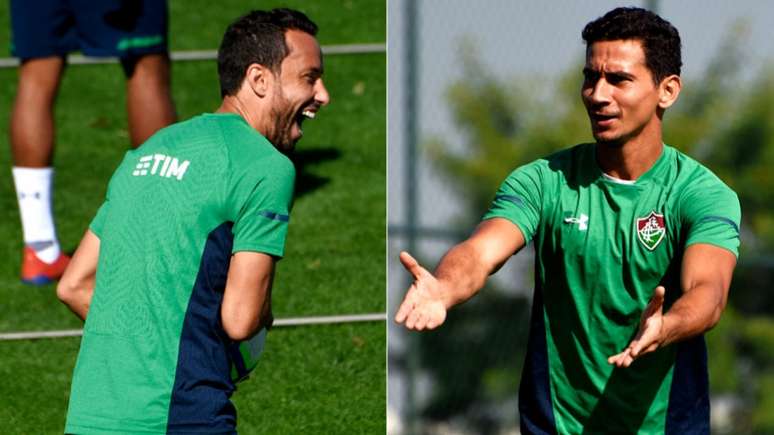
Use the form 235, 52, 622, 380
658, 74, 681, 110
244, 63, 273, 98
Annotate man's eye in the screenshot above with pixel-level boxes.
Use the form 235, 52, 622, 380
608, 75, 627, 85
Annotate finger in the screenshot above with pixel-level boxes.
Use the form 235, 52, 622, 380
610, 348, 632, 367
426, 314, 443, 330
394, 287, 417, 323
394, 303, 411, 324
622, 353, 635, 367
608, 348, 629, 365
630, 339, 643, 357
405, 308, 423, 330
653, 285, 666, 301
414, 312, 428, 331
399, 251, 429, 280
607, 351, 622, 364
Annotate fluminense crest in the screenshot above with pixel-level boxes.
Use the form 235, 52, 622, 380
636, 211, 666, 251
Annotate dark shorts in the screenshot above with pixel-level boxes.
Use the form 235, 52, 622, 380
10, 0, 168, 60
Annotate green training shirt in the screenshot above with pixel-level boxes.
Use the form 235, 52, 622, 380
65, 113, 295, 434
484, 143, 740, 434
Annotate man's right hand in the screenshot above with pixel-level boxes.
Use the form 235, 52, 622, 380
394, 251, 448, 331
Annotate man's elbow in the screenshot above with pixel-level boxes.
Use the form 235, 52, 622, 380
56, 277, 79, 306
701, 295, 727, 332
222, 316, 260, 341
706, 304, 725, 331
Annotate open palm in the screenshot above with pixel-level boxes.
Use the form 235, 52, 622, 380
394, 251, 448, 331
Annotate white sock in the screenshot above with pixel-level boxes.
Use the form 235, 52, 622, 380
12, 167, 61, 263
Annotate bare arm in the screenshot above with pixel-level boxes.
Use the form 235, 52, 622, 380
221, 251, 276, 341
609, 243, 736, 367
395, 217, 526, 330
57, 230, 101, 321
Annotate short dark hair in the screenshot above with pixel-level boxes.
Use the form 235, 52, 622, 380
582, 7, 681, 84
217, 8, 318, 97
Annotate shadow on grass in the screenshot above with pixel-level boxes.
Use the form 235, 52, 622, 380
290, 147, 342, 198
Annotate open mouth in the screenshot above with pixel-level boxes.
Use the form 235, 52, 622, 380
294, 107, 318, 136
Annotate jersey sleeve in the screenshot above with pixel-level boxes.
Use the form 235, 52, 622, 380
89, 201, 110, 238
482, 160, 544, 243
89, 151, 132, 238
681, 180, 741, 257
231, 157, 295, 257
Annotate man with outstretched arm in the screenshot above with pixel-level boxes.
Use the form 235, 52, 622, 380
396, 7, 739, 434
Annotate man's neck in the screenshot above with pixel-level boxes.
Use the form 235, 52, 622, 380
217, 96, 264, 133
596, 133, 664, 181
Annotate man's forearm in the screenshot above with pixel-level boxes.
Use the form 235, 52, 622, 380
434, 242, 494, 309
661, 283, 725, 347
56, 230, 100, 322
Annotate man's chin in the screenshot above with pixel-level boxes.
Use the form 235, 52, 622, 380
276, 138, 299, 155
266, 133, 298, 154
275, 143, 295, 155
593, 131, 624, 148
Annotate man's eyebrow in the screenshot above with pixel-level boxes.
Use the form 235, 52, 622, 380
605, 70, 635, 80
305, 66, 323, 76
582, 67, 634, 80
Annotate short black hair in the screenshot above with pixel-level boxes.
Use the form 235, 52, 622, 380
217, 8, 318, 97
582, 7, 681, 84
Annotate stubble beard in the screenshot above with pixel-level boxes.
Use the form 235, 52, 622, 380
268, 90, 297, 154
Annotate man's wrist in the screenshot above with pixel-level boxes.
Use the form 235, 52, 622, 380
660, 312, 680, 347
435, 279, 457, 310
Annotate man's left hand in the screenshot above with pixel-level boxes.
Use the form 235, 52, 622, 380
608, 285, 666, 368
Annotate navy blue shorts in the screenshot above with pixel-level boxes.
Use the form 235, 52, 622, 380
10, 0, 168, 60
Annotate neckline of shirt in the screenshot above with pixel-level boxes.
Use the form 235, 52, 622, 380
601, 172, 637, 185
595, 143, 669, 186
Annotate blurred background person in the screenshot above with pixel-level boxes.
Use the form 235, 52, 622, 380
9, 0, 176, 285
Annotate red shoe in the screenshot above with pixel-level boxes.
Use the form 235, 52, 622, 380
21, 247, 71, 285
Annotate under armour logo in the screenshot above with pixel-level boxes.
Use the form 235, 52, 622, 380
564, 213, 589, 231
19, 192, 42, 200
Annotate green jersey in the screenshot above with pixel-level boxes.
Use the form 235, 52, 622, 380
483, 143, 740, 434
65, 113, 295, 434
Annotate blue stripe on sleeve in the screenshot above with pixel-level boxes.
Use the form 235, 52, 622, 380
697, 216, 739, 234
258, 210, 290, 222
495, 194, 526, 207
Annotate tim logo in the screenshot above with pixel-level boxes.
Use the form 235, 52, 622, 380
132, 154, 190, 180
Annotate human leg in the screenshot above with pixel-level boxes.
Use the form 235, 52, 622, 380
10, 57, 71, 283
124, 54, 177, 147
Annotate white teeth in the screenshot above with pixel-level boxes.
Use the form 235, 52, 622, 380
302, 110, 316, 119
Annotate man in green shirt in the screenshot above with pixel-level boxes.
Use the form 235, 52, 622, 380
56, 8, 329, 434
396, 7, 739, 434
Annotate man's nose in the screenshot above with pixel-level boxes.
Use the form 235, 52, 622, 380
315, 79, 330, 106
586, 78, 612, 105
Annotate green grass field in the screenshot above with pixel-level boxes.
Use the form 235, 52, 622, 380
0, 1, 385, 433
